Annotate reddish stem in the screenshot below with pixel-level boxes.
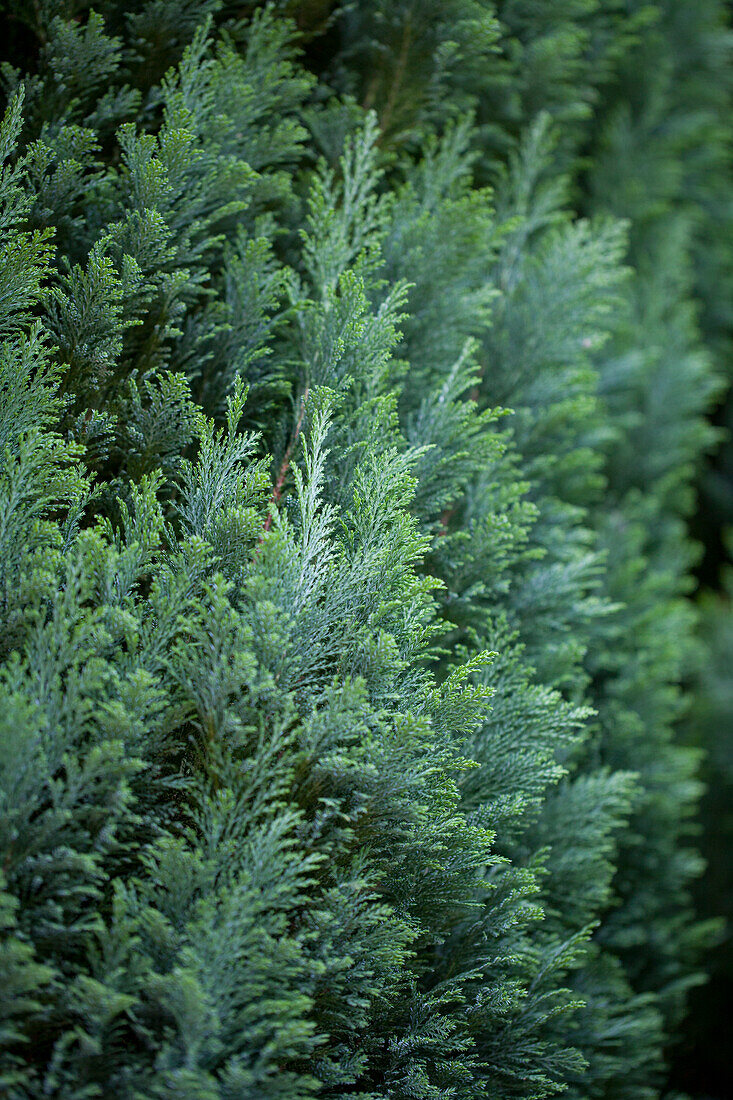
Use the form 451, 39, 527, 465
262, 388, 310, 534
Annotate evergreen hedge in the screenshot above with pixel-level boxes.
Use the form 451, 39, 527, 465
0, 2, 729, 1097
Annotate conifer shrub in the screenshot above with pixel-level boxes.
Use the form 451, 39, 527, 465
0, 2, 728, 1098
676, 554, 733, 1097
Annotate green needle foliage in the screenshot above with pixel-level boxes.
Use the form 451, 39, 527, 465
0, 2, 728, 1098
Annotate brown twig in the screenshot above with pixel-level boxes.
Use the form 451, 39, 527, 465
262, 387, 310, 534
439, 505, 455, 538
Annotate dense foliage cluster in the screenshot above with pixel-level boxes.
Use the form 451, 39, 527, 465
0, 2, 730, 1098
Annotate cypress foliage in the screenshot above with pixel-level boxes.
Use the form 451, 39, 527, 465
679, 548, 733, 1096
0, 2, 728, 1098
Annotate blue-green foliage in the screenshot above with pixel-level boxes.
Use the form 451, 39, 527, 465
0, 2, 726, 1098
